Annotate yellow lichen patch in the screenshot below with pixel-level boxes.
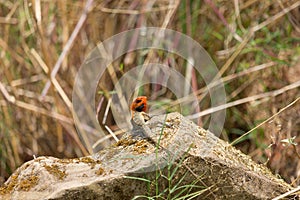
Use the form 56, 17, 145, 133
57, 158, 74, 164
132, 140, 151, 154
18, 175, 39, 191
43, 164, 66, 180
0, 174, 19, 195
73, 158, 81, 164
95, 167, 105, 176
80, 157, 101, 169
0, 172, 39, 194
114, 137, 136, 147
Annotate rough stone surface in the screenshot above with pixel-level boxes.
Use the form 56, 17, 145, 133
0, 112, 297, 200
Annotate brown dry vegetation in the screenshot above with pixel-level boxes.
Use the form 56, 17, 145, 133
0, 0, 300, 193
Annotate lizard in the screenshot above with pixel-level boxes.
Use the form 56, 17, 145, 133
130, 96, 165, 147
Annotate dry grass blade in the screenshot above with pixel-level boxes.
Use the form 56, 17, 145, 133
33, 0, 41, 25
0, 81, 15, 103
99, 3, 176, 14
10, 74, 45, 87
102, 98, 111, 125
0, 17, 17, 24
188, 80, 300, 119
272, 186, 300, 200
154, 62, 277, 114
218, 31, 253, 77
161, 0, 180, 28
221, 62, 276, 83
231, 96, 300, 146
14, 100, 73, 124
0, 37, 24, 65
6, 86, 53, 103
104, 125, 119, 142
205, 0, 242, 42
41, 0, 94, 98
0, 80, 72, 124
30, 48, 49, 74
234, 0, 246, 33
252, 1, 300, 32
50, 78, 72, 108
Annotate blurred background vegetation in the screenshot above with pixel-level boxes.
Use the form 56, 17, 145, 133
0, 0, 299, 187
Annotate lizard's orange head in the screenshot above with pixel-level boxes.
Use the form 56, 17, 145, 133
131, 96, 147, 112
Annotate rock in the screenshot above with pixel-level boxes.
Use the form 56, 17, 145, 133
0, 112, 297, 200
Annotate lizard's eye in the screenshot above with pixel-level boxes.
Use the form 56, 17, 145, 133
135, 99, 142, 103
135, 103, 145, 112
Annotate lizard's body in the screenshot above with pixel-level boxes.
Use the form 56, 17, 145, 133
130, 97, 166, 148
